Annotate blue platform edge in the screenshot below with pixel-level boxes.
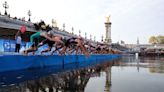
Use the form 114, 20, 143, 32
0, 54, 121, 72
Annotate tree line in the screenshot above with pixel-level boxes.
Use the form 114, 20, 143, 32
149, 35, 164, 44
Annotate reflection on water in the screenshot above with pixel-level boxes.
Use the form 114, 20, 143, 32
111, 56, 164, 92
0, 56, 164, 92
0, 60, 117, 92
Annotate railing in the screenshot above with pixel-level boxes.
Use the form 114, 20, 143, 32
0, 15, 36, 32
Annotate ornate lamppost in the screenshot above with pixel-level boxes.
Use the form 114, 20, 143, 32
28, 10, 31, 21
63, 23, 65, 31
101, 35, 104, 42
94, 36, 96, 42
85, 32, 87, 39
90, 34, 92, 40
79, 30, 81, 37
72, 27, 74, 34
3, 1, 9, 15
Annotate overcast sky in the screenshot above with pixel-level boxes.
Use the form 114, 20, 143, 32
0, 0, 164, 44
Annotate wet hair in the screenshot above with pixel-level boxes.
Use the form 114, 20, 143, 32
45, 25, 52, 32
34, 23, 40, 30
34, 21, 46, 30
33, 21, 53, 32
38, 21, 45, 27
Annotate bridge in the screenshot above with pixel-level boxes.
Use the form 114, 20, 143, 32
0, 15, 97, 43
123, 44, 164, 55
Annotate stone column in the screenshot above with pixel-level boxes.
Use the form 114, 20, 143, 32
105, 16, 112, 44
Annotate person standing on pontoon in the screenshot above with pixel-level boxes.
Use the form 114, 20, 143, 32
15, 30, 22, 53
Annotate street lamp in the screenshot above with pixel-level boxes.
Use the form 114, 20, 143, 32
94, 36, 96, 42
63, 23, 65, 31
85, 32, 87, 39
79, 30, 81, 37
101, 35, 104, 42
3, 1, 9, 15
28, 10, 31, 21
72, 27, 74, 34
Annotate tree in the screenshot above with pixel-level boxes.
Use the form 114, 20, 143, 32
149, 36, 158, 44
149, 35, 164, 44
156, 35, 164, 44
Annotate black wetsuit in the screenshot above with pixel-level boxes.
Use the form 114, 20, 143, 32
42, 39, 55, 47
62, 37, 78, 47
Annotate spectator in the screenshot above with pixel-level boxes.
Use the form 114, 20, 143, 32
15, 31, 22, 53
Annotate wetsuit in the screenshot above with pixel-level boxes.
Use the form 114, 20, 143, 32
42, 39, 55, 48
30, 31, 46, 47
63, 37, 78, 48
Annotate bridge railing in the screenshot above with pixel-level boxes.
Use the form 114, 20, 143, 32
0, 15, 36, 32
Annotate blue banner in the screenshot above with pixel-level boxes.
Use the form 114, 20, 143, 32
0, 40, 4, 52
0, 39, 26, 52
0, 39, 49, 54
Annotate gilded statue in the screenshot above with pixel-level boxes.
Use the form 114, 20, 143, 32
106, 16, 110, 22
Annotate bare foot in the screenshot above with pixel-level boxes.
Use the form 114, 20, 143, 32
22, 50, 28, 56
32, 52, 35, 55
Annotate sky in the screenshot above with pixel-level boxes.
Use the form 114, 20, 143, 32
0, 0, 164, 44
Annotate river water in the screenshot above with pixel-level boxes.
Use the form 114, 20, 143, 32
0, 55, 164, 92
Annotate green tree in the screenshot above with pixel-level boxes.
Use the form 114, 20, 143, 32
156, 35, 164, 44
149, 36, 158, 44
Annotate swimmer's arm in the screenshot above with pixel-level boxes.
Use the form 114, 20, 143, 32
15, 31, 20, 39
38, 39, 48, 47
